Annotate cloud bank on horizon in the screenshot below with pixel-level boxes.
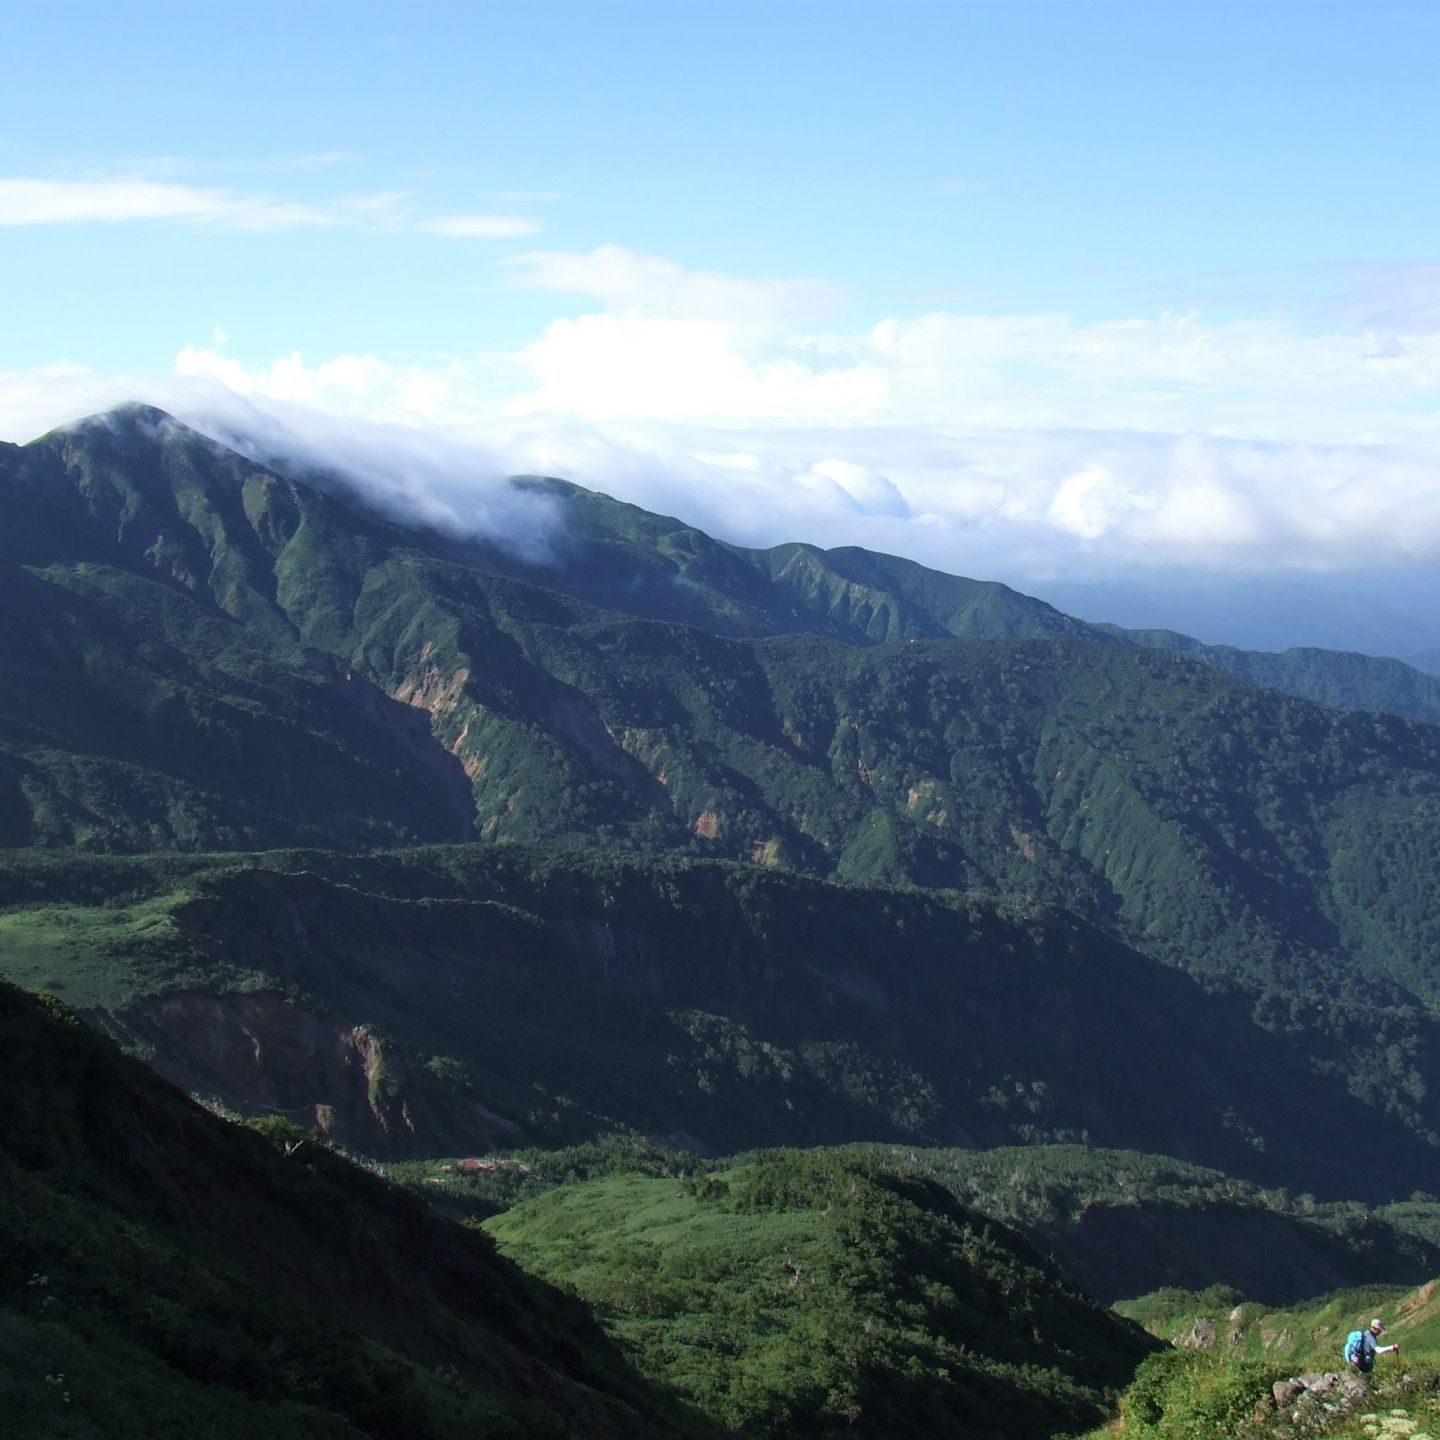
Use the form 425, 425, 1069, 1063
7, 240, 1440, 595
4, 1, 1439, 645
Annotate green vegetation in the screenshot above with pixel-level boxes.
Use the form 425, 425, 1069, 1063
14, 406, 1440, 1434
0, 977, 716, 1439
1112, 625, 1440, 730
1090, 1279, 1440, 1439
389, 1134, 702, 1224
8, 413, 1440, 997
7, 413, 1440, 1174
393, 1138, 1440, 1325
5, 844, 1435, 1201
859, 1145, 1440, 1306
0, 980, 1195, 1440
486, 1147, 1158, 1439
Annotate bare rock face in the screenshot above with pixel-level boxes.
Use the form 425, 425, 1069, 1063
99, 990, 520, 1157
1251, 1370, 1373, 1436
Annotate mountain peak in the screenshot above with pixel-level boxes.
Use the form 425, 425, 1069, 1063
52, 400, 182, 442
107, 400, 177, 426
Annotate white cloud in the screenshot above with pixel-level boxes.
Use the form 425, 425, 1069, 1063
0, 177, 332, 231
9, 246, 1440, 593
506, 244, 849, 328
132, 336, 1440, 579
803, 459, 911, 518
420, 214, 542, 239
0, 176, 540, 238
1046, 465, 1148, 541
115, 150, 357, 176
510, 312, 887, 422
1335, 262, 1440, 334
174, 345, 479, 426
485, 261, 1440, 441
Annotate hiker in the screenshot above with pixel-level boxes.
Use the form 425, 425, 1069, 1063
1345, 1318, 1400, 1374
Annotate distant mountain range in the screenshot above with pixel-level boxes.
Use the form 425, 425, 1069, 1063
3, 404, 1440, 1204
13, 404, 1440, 1433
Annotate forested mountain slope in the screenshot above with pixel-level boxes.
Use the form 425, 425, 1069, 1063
884, 1145, 1440, 1307
462, 467, 1440, 725
2, 844, 1437, 1202
0, 977, 718, 1439
2, 974, 1169, 1439
1105, 624, 1440, 730
14, 402, 1440, 1438
476, 474, 1096, 646
5, 409, 1440, 1001
484, 1148, 1159, 1440
5, 407, 1440, 1200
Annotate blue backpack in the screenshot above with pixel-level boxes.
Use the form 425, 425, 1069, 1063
1344, 1330, 1372, 1371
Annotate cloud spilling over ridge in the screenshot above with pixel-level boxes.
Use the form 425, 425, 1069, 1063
7, 245, 1440, 599
0, 369, 564, 564
196, 399, 566, 562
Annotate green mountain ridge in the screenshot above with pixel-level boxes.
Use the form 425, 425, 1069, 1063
193, 405, 1440, 726
487, 473, 1096, 647
1, 843, 1436, 1205
5, 406, 1440, 1201
878, 1145, 1440, 1308
7, 411, 1440, 972
1102, 624, 1440, 731
11, 404, 1440, 1435
455, 459, 1440, 728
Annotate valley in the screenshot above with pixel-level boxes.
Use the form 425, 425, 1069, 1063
4, 406, 1440, 1437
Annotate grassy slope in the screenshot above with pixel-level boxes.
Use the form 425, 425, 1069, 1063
0, 977, 718, 1440
1096, 1279, 1440, 1439
399, 1138, 1440, 1318
486, 1147, 1159, 1440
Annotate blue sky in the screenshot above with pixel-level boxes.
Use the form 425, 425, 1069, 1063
5, 0, 1440, 652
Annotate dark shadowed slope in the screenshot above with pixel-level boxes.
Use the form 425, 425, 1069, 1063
4, 846, 1438, 1202
0, 976, 720, 1439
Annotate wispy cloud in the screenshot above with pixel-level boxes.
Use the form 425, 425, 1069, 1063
1333, 262, 1440, 334
506, 245, 851, 327
0, 178, 332, 231
0, 175, 540, 238
265, 150, 357, 172
419, 214, 542, 239
114, 150, 359, 178
491, 190, 565, 205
